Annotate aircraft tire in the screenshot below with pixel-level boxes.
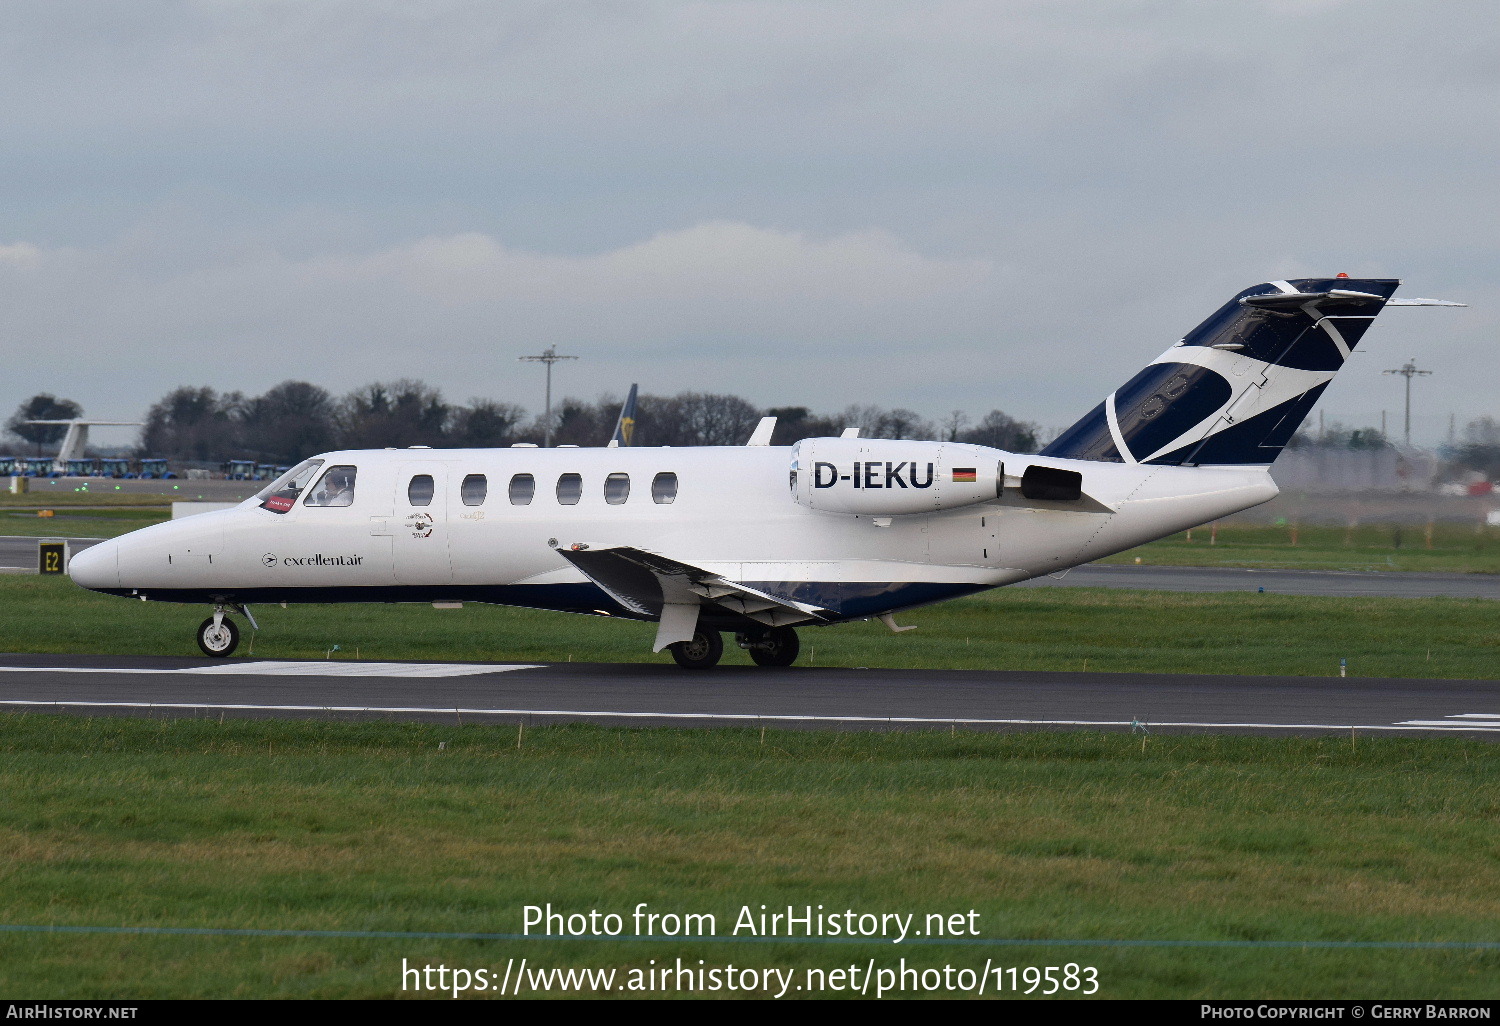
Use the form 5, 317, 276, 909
747, 627, 800, 667
669, 630, 723, 669
196, 616, 240, 658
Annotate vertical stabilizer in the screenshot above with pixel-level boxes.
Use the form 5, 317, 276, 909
610, 383, 639, 447
1041, 278, 1400, 466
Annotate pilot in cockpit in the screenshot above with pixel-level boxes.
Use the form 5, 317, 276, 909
309, 466, 356, 507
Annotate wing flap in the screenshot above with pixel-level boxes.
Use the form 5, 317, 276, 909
557, 546, 828, 635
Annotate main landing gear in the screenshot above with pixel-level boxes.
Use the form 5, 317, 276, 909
667, 626, 802, 669
737, 626, 800, 667
668, 629, 723, 669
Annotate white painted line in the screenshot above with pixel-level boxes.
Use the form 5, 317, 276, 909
0, 667, 185, 675
0, 662, 540, 678
1, 700, 1499, 733
1397, 720, 1500, 728
189, 661, 541, 678
1430, 714, 1500, 720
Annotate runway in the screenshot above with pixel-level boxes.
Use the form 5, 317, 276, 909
0, 535, 102, 570
2, 654, 1497, 738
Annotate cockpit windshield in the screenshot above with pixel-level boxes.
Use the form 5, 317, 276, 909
255, 459, 324, 514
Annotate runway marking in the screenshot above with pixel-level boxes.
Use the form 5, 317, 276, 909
0, 661, 540, 678
1397, 713, 1500, 728
2, 699, 1500, 733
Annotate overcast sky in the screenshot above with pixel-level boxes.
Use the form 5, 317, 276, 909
1, 0, 1494, 447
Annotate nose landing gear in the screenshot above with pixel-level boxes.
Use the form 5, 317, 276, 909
195, 603, 257, 658
735, 626, 800, 667
196, 610, 240, 657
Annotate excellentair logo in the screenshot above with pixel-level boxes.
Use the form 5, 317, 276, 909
280, 554, 365, 566
813, 461, 935, 489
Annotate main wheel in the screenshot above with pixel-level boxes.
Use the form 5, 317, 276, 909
669, 630, 723, 669
747, 626, 800, 667
196, 615, 240, 657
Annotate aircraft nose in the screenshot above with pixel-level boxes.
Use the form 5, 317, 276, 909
68, 539, 120, 590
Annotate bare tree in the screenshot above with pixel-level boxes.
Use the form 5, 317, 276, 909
338, 379, 449, 449
139, 386, 242, 461
959, 409, 1040, 452
6, 393, 83, 455
239, 380, 338, 464
766, 406, 842, 445
941, 410, 969, 442
451, 398, 530, 447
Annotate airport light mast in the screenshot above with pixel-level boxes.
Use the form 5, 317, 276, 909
519, 346, 578, 447
1382, 358, 1432, 447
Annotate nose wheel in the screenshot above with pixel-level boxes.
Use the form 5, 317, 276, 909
737, 626, 800, 667
668, 629, 723, 669
196, 612, 240, 657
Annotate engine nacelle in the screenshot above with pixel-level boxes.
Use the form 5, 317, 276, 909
789, 437, 1002, 516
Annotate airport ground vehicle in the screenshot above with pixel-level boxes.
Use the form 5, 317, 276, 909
69, 277, 1462, 664
138, 458, 175, 480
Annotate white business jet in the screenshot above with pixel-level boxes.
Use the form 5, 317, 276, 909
68, 277, 1460, 667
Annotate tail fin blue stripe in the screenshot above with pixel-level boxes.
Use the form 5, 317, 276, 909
1041, 278, 1398, 467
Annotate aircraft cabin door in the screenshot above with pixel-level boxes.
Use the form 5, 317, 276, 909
393, 462, 453, 585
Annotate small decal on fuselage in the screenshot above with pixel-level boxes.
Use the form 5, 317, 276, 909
406, 512, 435, 538
279, 554, 365, 566
813, 461, 935, 489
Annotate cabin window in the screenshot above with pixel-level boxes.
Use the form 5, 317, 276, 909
304, 465, 357, 507
256, 459, 323, 514
651, 471, 678, 504
556, 473, 582, 505
460, 473, 487, 506
509, 473, 535, 505
604, 472, 630, 504
407, 474, 435, 506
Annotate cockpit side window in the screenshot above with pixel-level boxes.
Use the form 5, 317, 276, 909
256, 459, 324, 514
304, 465, 358, 507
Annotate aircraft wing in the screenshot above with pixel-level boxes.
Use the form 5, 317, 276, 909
558, 545, 829, 649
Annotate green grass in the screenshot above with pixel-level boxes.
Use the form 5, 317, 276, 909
0, 716, 1497, 998
0, 507, 168, 539
6, 574, 1498, 679
1098, 522, 1500, 574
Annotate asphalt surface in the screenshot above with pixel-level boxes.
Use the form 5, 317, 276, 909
1, 653, 1497, 738
0, 535, 103, 571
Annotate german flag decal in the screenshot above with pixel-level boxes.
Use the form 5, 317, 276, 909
952, 468, 977, 483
